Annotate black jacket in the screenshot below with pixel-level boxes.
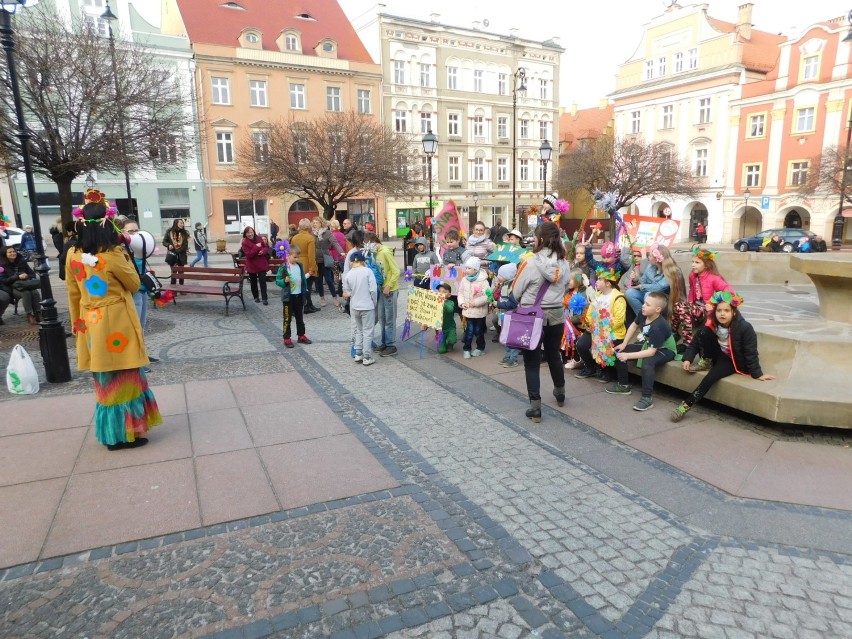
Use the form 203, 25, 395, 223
684, 312, 764, 378
0, 254, 36, 294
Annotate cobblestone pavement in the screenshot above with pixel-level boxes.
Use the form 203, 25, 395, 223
2, 275, 852, 638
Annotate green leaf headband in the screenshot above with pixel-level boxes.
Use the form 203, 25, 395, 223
709, 290, 743, 307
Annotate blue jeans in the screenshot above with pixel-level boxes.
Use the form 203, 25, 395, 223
462, 317, 486, 352
133, 290, 148, 334
191, 249, 209, 267
504, 346, 520, 363
377, 290, 398, 346
625, 287, 646, 317
614, 343, 675, 397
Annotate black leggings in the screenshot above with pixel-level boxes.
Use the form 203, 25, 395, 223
684, 333, 736, 407
248, 272, 268, 301
522, 322, 565, 401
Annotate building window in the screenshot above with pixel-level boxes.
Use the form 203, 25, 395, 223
520, 119, 528, 139
630, 110, 641, 134
285, 34, 298, 51
693, 148, 708, 177
292, 128, 307, 164
802, 55, 819, 81
674, 51, 683, 73
357, 89, 371, 114
644, 60, 654, 80
474, 70, 483, 93
289, 83, 305, 109
748, 113, 765, 138
252, 131, 268, 162
473, 156, 485, 181
420, 63, 431, 87
744, 164, 761, 188
211, 77, 231, 105
498, 73, 507, 95
420, 112, 432, 134
497, 157, 508, 182
796, 107, 815, 132
448, 155, 461, 182
393, 60, 405, 85
687, 47, 698, 70
698, 97, 711, 124
82, 0, 108, 37
394, 110, 407, 133
661, 104, 674, 129
519, 158, 529, 181
539, 120, 549, 140
152, 134, 178, 163
326, 86, 341, 111
216, 131, 234, 164
497, 116, 508, 139
473, 115, 484, 138
249, 80, 267, 107
539, 79, 547, 100
790, 161, 809, 186
448, 112, 460, 137
447, 65, 458, 90
657, 56, 666, 77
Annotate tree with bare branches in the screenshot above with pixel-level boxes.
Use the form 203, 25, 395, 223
0, 9, 193, 225
556, 135, 700, 210
800, 145, 850, 205
234, 111, 423, 218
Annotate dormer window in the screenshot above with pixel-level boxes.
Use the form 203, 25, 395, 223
220, 1, 245, 9
239, 29, 262, 49
294, 12, 316, 21
323, 42, 334, 52
316, 38, 338, 59
246, 33, 259, 43
278, 29, 302, 54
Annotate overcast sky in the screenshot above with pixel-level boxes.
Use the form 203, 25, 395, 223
339, 0, 846, 109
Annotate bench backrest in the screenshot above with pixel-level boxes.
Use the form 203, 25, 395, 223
172, 266, 244, 283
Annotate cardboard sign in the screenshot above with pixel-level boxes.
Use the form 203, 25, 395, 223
486, 244, 531, 264
622, 215, 680, 247
406, 286, 443, 329
427, 264, 465, 294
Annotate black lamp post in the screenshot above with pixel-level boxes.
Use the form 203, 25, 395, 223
472, 191, 478, 226
832, 12, 852, 249
0, 0, 71, 383
101, 0, 133, 218
422, 129, 437, 250
539, 139, 552, 198
743, 187, 751, 240
511, 67, 526, 229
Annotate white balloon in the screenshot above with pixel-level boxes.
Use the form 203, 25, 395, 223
127, 230, 156, 258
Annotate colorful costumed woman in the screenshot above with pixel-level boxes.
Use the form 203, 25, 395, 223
66, 190, 162, 450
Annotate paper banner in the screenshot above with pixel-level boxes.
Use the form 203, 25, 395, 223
428, 264, 465, 294
432, 199, 467, 247
485, 244, 531, 264
622, 215, 680, 247
406, 286, 443, 329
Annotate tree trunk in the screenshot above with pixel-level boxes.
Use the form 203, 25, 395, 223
323, 203, 335, 221
56, 174, 76, 229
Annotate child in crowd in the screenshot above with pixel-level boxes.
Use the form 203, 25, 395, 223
457, 256, 490, 359
608, 291, 678, 411
436, 282, 458, 354
410, 237, 439, 289
625, 243, 669, 324
493, 262, 520, 367
275, 245, 312, 348
342, 251, 378, 366
575, 265, 627, 382
672, 291, 775, 422
579, 240, 632, 285
505, 229, 524, 246
563, 268, 588, 369
672, 246, 733, 359
463, 222, 496, 262
441, 229, 466, 266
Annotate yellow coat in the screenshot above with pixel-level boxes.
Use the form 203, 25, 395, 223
66, 246, 149, 373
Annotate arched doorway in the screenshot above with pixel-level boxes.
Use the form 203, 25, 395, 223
684, 202, 708, 239
287, 199, 319, 227
782, 208, 809, 230
651, 201, 671, 218
737, 206, 762, 238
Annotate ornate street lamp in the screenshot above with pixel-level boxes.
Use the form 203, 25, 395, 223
0, 0, 71, 382
539, 139, 552, 198
101, 0, 133, 218
511, 67, 526, 229
85, 172, 96, 190
422, 129, 438, 250
472, 191, 479, 225
744, 187, 751, 213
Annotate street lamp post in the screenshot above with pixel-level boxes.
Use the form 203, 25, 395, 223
422, 129, 438, 251
0, 0, 71, 383
101, 1, 133, 218
832, 12, 852, 249
743, 188, 751, 239
511, 67, 526, 229
472, 191, 478, 227
85, 172, 96, 190
539, 139, 552, 198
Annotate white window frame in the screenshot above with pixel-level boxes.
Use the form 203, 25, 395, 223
630, 110, 641, 134
497, 157, 508, 182
448, 155, 461, 182
693, 148, 708, 177
420, 63, 431, 87
539, 79, 547, 100
252, 131, 269, 162
519, 158, 529, 181
211, 77, 231, 105
249, 79, 267, 107
657, 56, 666, 77
687, 47, 698, 70
520, 119, 529, 139
539, 120, 549, 141
661, 104, 674, 129
473, 115, 485, 138
698, 97, 711, 124
795, 107, 815, 133
497, 116, 508, 139
420, 112, 433, 134
473, 156, 485, 181
289, 82, 306, 109
674, 51, 683, 73
394, 110, 408, 133
447, 65, 458, 90
744, 164, 761, 188
393, 60, 405, 85
326, 86, 342, 112
284, 34, 299, 51
498, 73, 507, 96
216, 131, 234, 164
448, 112, 460, 137
790, 161, 809, 187
357, 89, 371, 114
748, 113, 765, 138
644, 60, 654, 80
473, 69, 483, 93
802, 55, 819, 81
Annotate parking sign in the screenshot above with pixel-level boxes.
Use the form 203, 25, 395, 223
760, 196, 770, 209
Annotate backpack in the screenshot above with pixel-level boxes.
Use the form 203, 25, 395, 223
366, 249, 385, 287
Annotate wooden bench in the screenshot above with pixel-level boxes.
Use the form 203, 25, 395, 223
164, 266, 246, 316
232, 254, 286, 282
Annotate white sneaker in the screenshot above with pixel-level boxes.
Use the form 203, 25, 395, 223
362, 357, 375, 366
463, 351, 471, 359
471, 349, 483, 357
354, 354, 363, 363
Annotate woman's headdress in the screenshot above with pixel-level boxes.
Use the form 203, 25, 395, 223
709, 290, 743, 307
72, 189, 119, 225
692, 245, 717, 261
595, 265, 620, 282
648, 243, 664, 264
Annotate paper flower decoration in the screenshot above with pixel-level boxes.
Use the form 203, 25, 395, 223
693, 246, 717, 261
273, 240, 289, 258
154, 289, 175, 307
568, 293, 588, 315
403, 268, 413, 282
105, 332, 129, 353
555, 199, 570, 214
592, 189, 620, 215
84, 275, 108, 297
73, 318, 87, 333
80, 253, 99, 267
70, 260, 86, 281
710, 290, 743, 307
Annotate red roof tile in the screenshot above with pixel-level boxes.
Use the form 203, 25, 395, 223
707, 16, 785, 73
175, 0, 373, 64
560, 105, 614, 145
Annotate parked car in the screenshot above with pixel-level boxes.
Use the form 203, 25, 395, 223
0, 226, 23, 248
734, 228, 815, 253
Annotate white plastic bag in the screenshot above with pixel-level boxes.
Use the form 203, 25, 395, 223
6, 344, 39, 395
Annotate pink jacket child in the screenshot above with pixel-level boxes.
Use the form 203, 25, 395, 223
457, 269, 491, 319
688, 271, 732, 303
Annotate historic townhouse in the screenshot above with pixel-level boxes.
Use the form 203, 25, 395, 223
168, 0, 382, 238
365, 14, 562, 236
730, 15, 852, 243
610, 2, 782, 243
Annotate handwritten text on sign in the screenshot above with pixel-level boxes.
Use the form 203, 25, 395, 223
406, 287, 443, 329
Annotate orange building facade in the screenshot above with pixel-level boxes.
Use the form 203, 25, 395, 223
729, 18, 852, 243
166, 0, 382, 239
